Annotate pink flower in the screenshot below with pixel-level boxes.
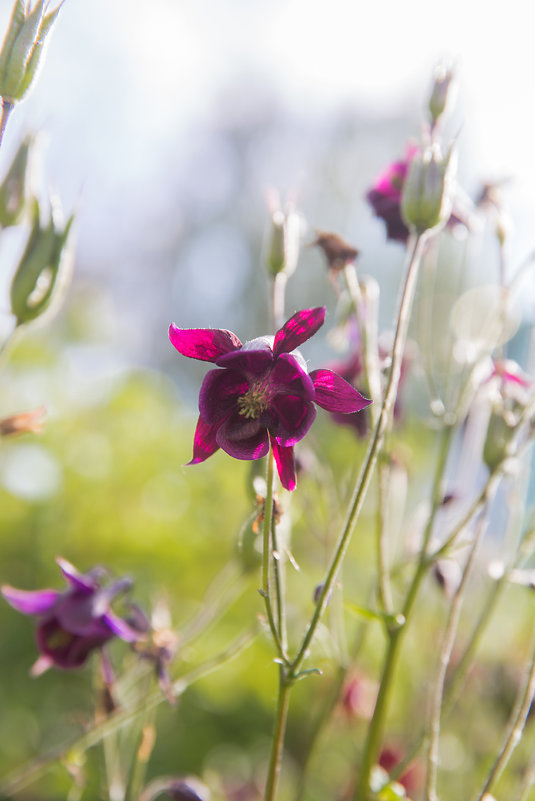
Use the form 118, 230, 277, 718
169, 307, 371, 491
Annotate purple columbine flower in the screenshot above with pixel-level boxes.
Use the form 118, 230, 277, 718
366, 144, 420, 243
169, 307, 371, 491
1, 558, 145, 674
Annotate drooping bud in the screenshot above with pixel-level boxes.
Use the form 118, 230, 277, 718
0, 134, 33, 227
266, 200, 300, 277
401, 144, 456, 234
428, 64, 455, 126
312, 231, 359, 273
10, 195, 74, 326
0, 0, 63, 104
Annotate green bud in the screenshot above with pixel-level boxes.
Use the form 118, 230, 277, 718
401, 144, 456, 234
0, 134, 32, 227
428, 64, 455, 126
267, 204, 300, 277
10, 195, 74, 326
0, 0, 64, 104
483, 410, 513, 473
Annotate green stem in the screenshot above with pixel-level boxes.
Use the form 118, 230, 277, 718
262, 448, 288, 662
355, 422, 453, 801
376, 457, 394, 616
290, 232, 427, 681
264, 670, 292, 801
0, 98, 13, 148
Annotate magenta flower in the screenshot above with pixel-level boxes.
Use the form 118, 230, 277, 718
366, 144, 419, 243
169, 307, 371, 491
2, 558, 145, 674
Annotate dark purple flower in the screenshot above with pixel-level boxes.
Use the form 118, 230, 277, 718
169, 307, 371, 491
2, 558, 144, 674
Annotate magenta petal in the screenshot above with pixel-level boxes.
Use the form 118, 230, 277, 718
270, 353, 315, 399
1, 586, 59, 616
271, 396, 316, 446
56, 558, 95, 593
310, 369, 372, 413
217, 415, 269, 460
188, 416, 221, 464
199, 369, 248, 424
169, 325, 242, 363
270, 437, 296, 491
103, 612, 143, 642
273, 307, 326, 357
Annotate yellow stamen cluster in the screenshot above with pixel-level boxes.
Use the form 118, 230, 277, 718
237, 384, 269, 419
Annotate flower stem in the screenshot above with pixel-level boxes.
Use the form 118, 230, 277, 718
264, 670, 292, 801
355, 420, 453, 801
262, 448, 288, 662
289, 232, 427, 682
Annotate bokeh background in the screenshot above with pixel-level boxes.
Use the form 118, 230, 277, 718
1, 2, 535, 800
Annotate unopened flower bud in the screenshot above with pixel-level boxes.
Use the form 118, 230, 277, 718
0, 134, 32, 227
0, 0, 63, 105
266, 203, 300, 277
428, 64, 455, 126
483, 410, 513, 473
401, 144, 456, 234
10, 195, 74, 326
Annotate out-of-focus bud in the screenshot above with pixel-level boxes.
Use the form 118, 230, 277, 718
0, 405, 45, 437
0, 134, 32, 227
433, 559, 462, 598
401, 144, 456, 234
428, 63, 455, 126
483, 409, 513, 473
266, 200, 300, 277
312, 231, 359, 273
10, 195, 74, 326
0, 0, 63, 105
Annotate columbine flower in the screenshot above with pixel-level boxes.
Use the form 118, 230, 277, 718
1, 558, 144, 674
169, 307, 371, 491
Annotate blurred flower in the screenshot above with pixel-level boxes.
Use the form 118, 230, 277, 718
379, 746, 423, 797
367, 143, 467, 242
0, 404, 45, 437
324, 326, 410, 437
2, 558, 145, 674
138, 776, 211, 801
341, 672, 377, 719
135, 599, 178, 703
366, 144, 419, 242
169, 308, 371, 491
311, 231, 359, 273
483, 359, 531, 471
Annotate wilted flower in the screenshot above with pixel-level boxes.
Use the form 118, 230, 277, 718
169, 307, 371, 491
311, 231, 359, 273
0, 405, 45, 436
1, 558, 145, 674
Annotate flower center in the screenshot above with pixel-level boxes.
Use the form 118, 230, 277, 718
237, 382, 270, 419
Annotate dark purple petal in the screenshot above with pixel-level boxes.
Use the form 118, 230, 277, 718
102, 611, 144, 642
216, 414, 269, 460
169, 325, 242, 363
310, 369, 372, 413
366, 189, 409, 243
270, 436, 296, 491
36, 618, 111, 669
199, 368, 248, 424
56, 596, 110, 635
270, 395, 316, 446
270, 353, 315, 399
1, 586, 59, 616
216, 348, 274, 377
188, 416, 221, 465
56, 558, 96, 594
273, 307, 326, 357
